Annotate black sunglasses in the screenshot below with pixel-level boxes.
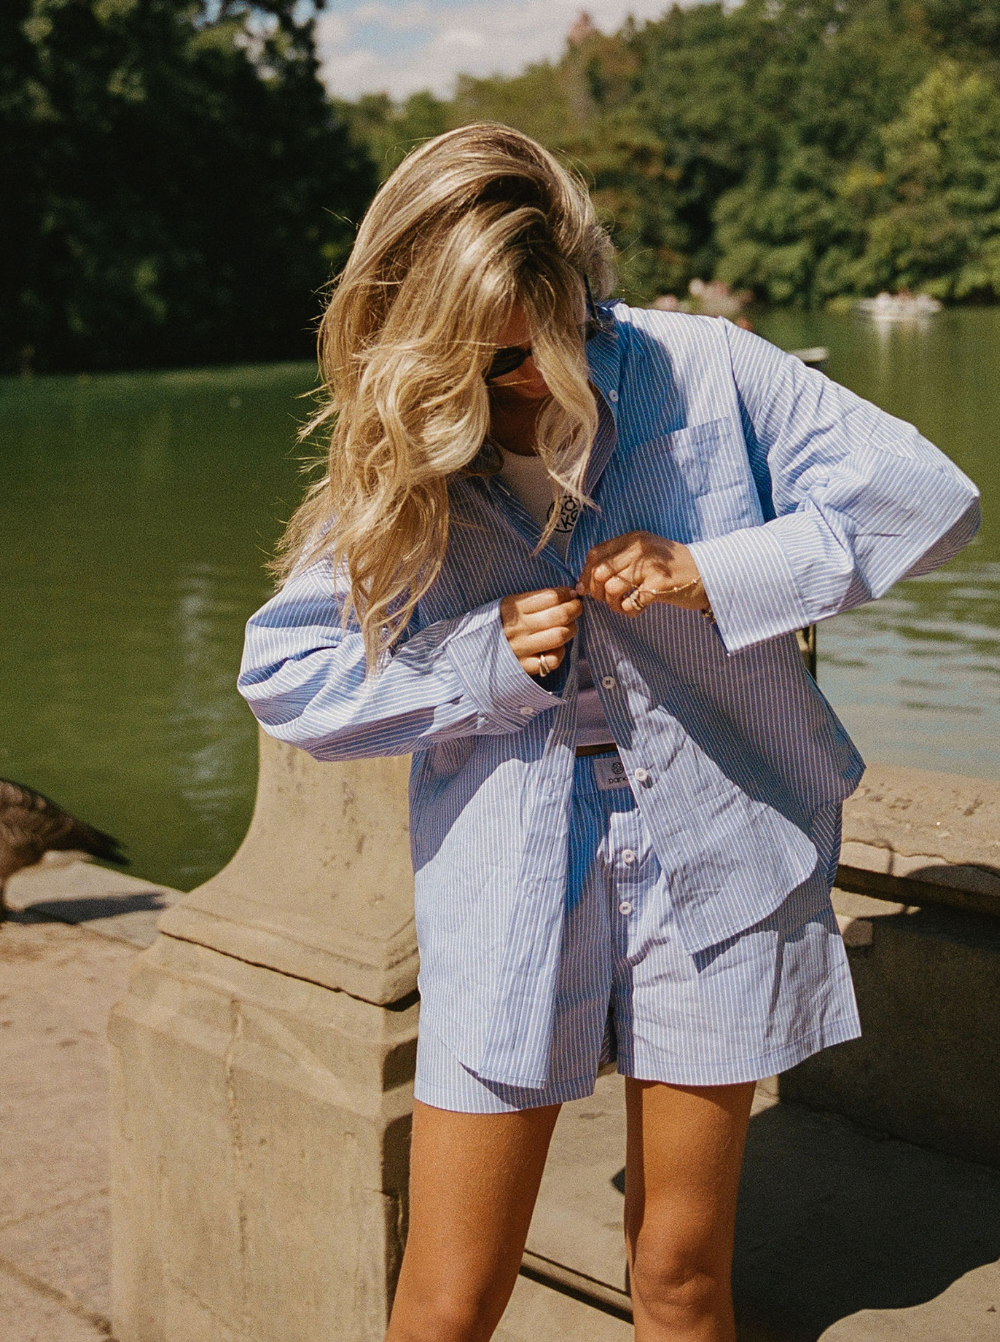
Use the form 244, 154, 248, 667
483, 277, 605, 383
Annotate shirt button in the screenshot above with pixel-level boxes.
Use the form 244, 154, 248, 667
608, 389, 619, 403
519, 705, 535, 717
618, 900, 633, 915
622, 849, 636, 865
633, 767, 650, 783
601, 675, 616, 689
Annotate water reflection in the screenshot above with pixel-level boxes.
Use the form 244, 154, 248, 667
821, 562, 1000, 778
758, 308, 998, 782
0, 363, 307, 889
0, 315, 996, 890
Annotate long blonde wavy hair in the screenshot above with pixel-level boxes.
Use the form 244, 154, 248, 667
274, 122, 616, 670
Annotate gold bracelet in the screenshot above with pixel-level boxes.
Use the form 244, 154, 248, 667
624, 579, 703, 611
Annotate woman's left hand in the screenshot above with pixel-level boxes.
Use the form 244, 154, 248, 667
576, 532, 710, 617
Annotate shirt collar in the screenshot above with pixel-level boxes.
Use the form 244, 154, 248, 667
584, 303, 622, 493
585, 301, 622, 416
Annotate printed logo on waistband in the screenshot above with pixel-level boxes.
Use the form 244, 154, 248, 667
593, 756, 630, 791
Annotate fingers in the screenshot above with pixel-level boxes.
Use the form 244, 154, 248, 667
502, 590, 581, 638
501, 586, 581, 674
506, 618, 578, 671
600, 573, 639, 616
576, 534, 643, 597
520, 597, 582, 633
578, 554, 641, 609
620, 586, 653, 617
518, 622, 578, 656
576, 533, 696, 616
517, 586, 577, 614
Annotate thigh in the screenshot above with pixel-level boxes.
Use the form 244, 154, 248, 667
387, 1099, 561, 1342
624, 1077, 755, 1270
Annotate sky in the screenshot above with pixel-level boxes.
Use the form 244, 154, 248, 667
314, 1, 679, 101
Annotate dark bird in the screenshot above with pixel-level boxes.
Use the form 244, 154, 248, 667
0, 778, 127, 919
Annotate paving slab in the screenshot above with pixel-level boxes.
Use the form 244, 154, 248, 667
735, 1088, 1000, 1340
821, 1265, 1000, 1341
0, 916, 134, 1339
530, 1072, 1000, 1340
496, 1271, 632, 1341
0, 1190, 112, 1323
527, 1075, 630, 1294
0, 1264, 112, 1342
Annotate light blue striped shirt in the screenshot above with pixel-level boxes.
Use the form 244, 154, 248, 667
239, 306, 980, 1087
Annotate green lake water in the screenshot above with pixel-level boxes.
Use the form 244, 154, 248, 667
2, 310, 997, 891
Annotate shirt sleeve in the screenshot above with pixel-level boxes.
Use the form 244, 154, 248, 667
237, 558, 563, 760
685, 319, 981, 654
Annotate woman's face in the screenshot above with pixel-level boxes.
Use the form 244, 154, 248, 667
485, 303, 551, 405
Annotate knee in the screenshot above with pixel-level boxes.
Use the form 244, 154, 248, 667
387, 1288, 502, 1342
629, 1247, 728, 1327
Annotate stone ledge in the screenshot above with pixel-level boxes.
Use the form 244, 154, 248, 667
4, 856, 183, 948
158, 733, 419, 1006
839, 763, 1000, 917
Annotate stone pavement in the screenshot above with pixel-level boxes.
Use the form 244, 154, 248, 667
1, 860, 181, 1342
3, 916, 130, 1339
2, 859, 1000, 1341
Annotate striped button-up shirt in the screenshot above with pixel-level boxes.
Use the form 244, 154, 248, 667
239, 305, 980, 1087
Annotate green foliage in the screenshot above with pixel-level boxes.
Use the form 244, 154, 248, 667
342, 0, 1000, 308
2, 0, 377, 372
853, 62, 1000, 298
12, 0, 1000, 364
337, 89, 448, 183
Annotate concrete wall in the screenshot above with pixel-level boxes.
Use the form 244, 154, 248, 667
109, 734, 419, 1342
837, 764, 1000, 918
785, 764, 1000, 1167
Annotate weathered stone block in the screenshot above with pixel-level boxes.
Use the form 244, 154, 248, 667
782, 893, 1000, 1168
158, 735, 417, 1005
109, 933, 417, 1342
840, 764, 1000, 917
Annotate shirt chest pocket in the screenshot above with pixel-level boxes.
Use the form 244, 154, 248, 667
606, 417, 764, 543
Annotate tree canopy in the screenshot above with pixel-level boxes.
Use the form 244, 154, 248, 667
2, 0, 376, 373
9, 0, 1000, 375
348, 0, 1000, 308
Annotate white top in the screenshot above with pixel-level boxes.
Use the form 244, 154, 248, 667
497, 448, 614, 747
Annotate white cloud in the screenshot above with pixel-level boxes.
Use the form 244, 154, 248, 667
316, 1, 681, 100
439, 27, 487, 49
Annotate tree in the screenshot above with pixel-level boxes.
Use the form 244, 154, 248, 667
337, 89, 448, 184
851, 62, 1000, 298
1, 0, 377, 372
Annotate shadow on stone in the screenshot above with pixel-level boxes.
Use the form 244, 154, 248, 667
732, 1099, 1000, 1340
783, 902, 1000, 1168
12, 891, 170, 924
837, 861, 1000, 918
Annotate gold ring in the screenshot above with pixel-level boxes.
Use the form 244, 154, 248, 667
538, 653, 552, 675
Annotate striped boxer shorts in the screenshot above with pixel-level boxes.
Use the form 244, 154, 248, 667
413, 750, 861, 1114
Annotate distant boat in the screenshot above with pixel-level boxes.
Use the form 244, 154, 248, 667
789, 346, 829, 368
857, 291, 942, 321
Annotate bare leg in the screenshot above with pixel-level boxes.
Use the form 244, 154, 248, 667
385, 1098, 561, 1342
624, 1077, 755, 1342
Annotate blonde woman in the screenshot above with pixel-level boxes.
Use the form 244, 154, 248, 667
239, 125, 979, 1342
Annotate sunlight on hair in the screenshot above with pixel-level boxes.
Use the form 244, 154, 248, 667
272, 122, 616, 672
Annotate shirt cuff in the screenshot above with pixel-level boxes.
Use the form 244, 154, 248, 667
687, 524, 811, 653
443, 600, 565, 729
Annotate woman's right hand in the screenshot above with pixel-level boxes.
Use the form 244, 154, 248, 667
500, 587, 581, 677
